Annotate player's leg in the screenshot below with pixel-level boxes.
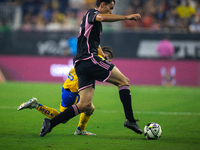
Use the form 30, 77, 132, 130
61, 87, 80, 111
76, 86, 94, 112
62, 89, 96, 135
18, 97, 60, 119
106, 66, 134, 121
40, 87, 94, 137
77, 106, 94, 131
59, 89, 80, 123
74, 87, 95, 135
59, 87, 80, 114
74, 103, 96, 135
106, 66, 143, 134
106, 66, 129, 87
37, 104, 60, 119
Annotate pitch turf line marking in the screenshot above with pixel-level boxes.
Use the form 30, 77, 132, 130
97, 110, 200, 116
134, 111, 200, 116
1, 106, 200, 116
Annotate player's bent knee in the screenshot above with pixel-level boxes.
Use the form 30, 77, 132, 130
85, 105, 95, 115
77, 102, 93, 113
118, 76, 130, 87
89, 104, 95, 114
125, 77, 130, 85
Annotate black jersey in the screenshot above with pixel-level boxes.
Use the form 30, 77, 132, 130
73, 9, 102, 64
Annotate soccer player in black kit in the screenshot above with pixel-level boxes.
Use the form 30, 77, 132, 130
40, 0, 143, 137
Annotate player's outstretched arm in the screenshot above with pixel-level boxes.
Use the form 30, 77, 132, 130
125, 13, 141, 21
96, 13, 141, 22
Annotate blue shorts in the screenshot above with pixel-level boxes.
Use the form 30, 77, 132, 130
61, 87, 80, 108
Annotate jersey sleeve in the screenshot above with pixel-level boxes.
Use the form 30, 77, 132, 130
88, 9, 100, 24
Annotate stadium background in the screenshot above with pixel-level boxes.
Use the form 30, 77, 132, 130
0, 0, 200, 86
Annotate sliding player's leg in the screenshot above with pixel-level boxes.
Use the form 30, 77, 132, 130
37, 104, 60, 119
106, 66, 143, 134
17, 87, 80, 119
17, 97, 60, 119
18, 97, 39, 111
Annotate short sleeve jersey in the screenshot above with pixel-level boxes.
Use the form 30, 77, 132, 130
73, 9, 102, 63
63, 67, 79, 93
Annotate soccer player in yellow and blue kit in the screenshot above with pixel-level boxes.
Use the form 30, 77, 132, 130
18, 46, 114, 135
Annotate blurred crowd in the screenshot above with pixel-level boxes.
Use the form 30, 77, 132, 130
19, 0, 97, 32
0, 0, 200, 33
123, 0, 200, 33
0, 0, 96, 32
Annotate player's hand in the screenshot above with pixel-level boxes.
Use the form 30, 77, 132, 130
126, 13, 141, 21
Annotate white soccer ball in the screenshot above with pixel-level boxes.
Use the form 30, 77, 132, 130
144, 123, 162, 140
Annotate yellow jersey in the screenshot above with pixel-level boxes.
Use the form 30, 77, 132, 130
63, 67, 79, 93
63, 55, 104, 92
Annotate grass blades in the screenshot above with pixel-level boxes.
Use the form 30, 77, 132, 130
0, 82, 200, 150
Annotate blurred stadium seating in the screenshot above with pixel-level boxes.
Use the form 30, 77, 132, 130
0, 0, 200, 33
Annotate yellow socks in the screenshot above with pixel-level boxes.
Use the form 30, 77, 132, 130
37, 104, 92, 129
77, 112, 91, 131
36, 104, 60, 119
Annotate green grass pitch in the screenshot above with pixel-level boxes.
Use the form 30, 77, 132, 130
0, 82, 200, 150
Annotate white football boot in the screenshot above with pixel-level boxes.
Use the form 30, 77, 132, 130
74, 128, 96, 136
18, 97, 39, 110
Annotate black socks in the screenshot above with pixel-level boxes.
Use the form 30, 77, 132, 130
119, 85, 135, 122
50, 105, 80, 128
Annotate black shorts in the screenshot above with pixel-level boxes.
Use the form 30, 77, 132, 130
74, 57, 114, 91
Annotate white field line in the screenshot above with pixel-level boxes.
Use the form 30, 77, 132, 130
96, 110, 200, 116
1, 106, 200, 116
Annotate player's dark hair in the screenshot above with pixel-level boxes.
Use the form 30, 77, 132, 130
102, 46, 114, 59
95, 0, 116, 7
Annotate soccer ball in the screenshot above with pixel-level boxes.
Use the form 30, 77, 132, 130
144, 123, 162, 140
